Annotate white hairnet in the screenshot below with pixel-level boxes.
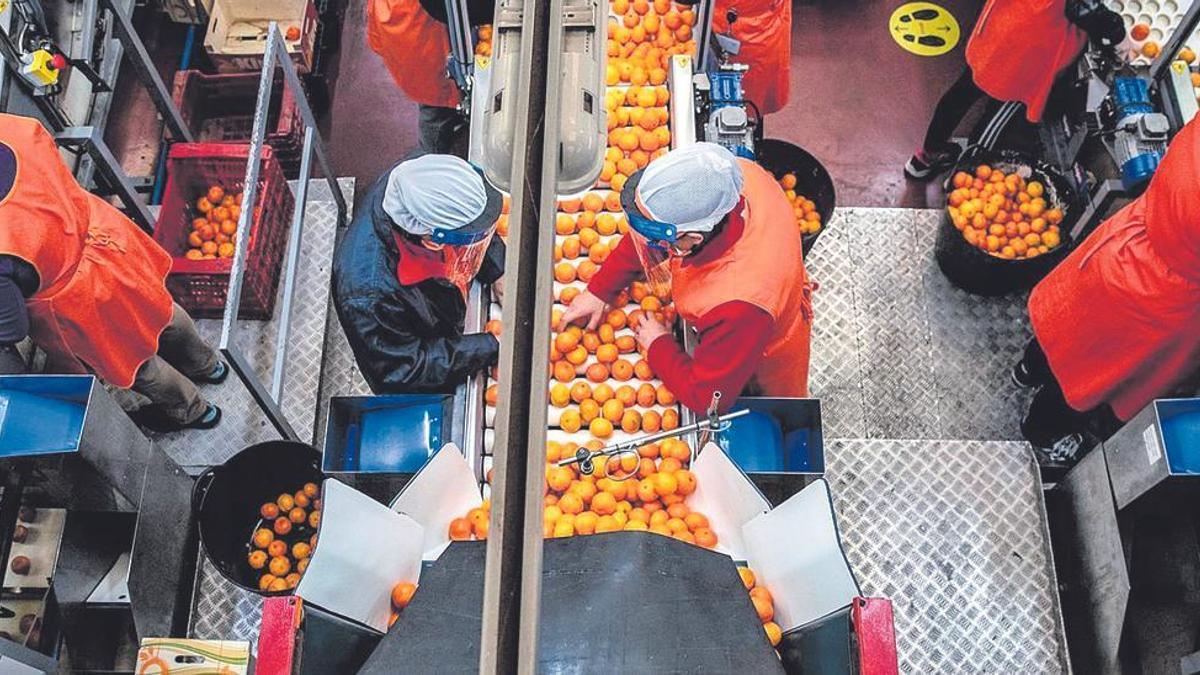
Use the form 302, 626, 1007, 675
636, 142, 744, 233
382, 155, 488, 236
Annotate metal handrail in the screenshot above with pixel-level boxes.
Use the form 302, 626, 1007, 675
219, 23, 346, 442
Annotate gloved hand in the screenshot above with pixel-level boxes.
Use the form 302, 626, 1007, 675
1067, 0, 1126, 48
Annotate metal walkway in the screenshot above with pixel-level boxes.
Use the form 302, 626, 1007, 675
188, 207, 1068, 672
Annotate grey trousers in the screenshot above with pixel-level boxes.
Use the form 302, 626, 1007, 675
131, 303, 219, 424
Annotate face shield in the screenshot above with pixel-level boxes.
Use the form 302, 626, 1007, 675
427, 214, 498, 295
384, 157, 504, 295
621, 171, 679, 298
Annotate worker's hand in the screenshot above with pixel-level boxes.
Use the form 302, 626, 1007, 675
492, 277, 504, 306
634, 314, 671, 351
557, 290, 607, 331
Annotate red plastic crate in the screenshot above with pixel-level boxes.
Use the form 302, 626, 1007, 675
155, 143, 295, 320
171, 70, 305, 175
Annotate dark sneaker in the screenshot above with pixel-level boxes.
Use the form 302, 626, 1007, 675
904, 147, 960, 180
1011, 361, 1039, 389
132, 402, 222, 432
1030, 433, 1085, 467
194, 361, 229, 385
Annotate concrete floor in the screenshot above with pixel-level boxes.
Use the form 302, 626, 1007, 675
322, 0, 986, 208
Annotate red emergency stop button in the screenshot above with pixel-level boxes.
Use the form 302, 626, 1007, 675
50, 54, 68, 71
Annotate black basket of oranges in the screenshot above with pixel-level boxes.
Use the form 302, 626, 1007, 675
753, 138, 837, 259
192, 440, 324, 595
935, 150, 1077, 296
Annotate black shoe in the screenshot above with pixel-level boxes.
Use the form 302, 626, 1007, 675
904, 146, 960, 180
194, 361, 229, 385
131, 403, 222, 432
1011, 361, 1038, 389
1029, 433, 1085, 468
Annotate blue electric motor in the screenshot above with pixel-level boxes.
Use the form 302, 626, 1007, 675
1110, 76, 1169, 191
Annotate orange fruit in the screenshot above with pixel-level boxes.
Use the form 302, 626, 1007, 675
449, 517, 473, 540
560, 408, 582, 433
555, 214, 576, 235
615, 385, 637, 407
642, 410, 662, 432
586, 363, 610, 382
685, 512, 710, 532
554, 263, 577, 283
558, 492, 584, 515
1142, 41, 1160, 58
661, 408, 679, 430
391, 582, 417, 609
604, 191, 622, 211
637, 478, 658, 503
674, 470, 697, 496
633, 360, 654, 380
611, 360, 634, 381
751, 595, 775, 623
636, 383, 657, 407
655, 385, 675, 406
570, 381, 592, 404
566, 345, 588, 365
764, 622, 782, 647
581, 331, 601, 353
269, 555, 291, 577
1131, 23, 1150, 41
589, 417, 614, 438
577, 260, 599, 282
273, 517, 292, 536
602, 398, 625, 423
652, 472, 678, 497
260, 502, 280, 520
739, 567, 757, 590
578, 398, 600, 420
620, 409, 642, 433
288, 507, 306, 524
553, 361, 576, 383
596, 344, 619, 364
248, 550, 268, 569
591, 491, 618, 516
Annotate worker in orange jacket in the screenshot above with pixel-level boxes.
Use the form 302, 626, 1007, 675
367, 0, 463, 152
560, 143, 812, 413
0, 114, 227, 431
905, 0, 1124, 179
708, 0, 792, 115
1013, 116, 1200, 463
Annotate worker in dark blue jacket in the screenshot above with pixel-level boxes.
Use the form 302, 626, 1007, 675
332, 154, 505, 393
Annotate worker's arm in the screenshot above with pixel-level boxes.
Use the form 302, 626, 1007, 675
643, 300, 774, 413
337, 293, 500, 394
585, 234, 643, 304
0, 258, 30, 346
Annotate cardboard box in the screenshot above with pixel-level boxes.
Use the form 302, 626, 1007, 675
203, 0, 318, 74
136, 639, 250, 674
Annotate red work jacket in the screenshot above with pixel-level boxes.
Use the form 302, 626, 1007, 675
0, 114, 174, 388
713, 0, 791, 115
367, 0, 459, 108
966, 0, 1087, 123
1028, 117, 1200, 420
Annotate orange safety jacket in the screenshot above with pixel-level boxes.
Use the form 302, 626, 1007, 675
0, 114, 174, 388
1028, 116, 1200, 420
367, 0, 460, 108
712, 0, 792, 115
671, 158, 812, 397
966, 0, 1088, 123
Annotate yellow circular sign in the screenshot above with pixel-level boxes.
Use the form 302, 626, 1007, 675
889, 2, 960, 57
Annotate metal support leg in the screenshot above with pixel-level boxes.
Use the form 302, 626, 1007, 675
54, 126, 157, 232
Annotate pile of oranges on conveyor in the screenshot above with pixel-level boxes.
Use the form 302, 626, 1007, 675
945, 164, 1065, 260
246, 482, 322, 592
186, 184, 245, 260
471, 0, 782, 652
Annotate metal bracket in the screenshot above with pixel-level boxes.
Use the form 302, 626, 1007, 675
218, 23, 346, 443
1069, 177, 1126, 242
54, 126, 156, 232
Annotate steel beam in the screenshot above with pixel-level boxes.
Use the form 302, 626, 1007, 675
54, 126, 156, 232
479, 0, 554, 670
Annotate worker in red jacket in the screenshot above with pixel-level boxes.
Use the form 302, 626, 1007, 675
0, 114, 226, 431
367, 0, 462, 152
1013, 116, 1200, 462
710, 0, 792, 115
559, 143, 813, 413
905, 0, 1124, 179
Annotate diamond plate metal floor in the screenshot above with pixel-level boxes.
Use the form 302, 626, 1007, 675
807, 208, 1036, 441
136, 179, 355, 474
827, 438, 1067, 673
